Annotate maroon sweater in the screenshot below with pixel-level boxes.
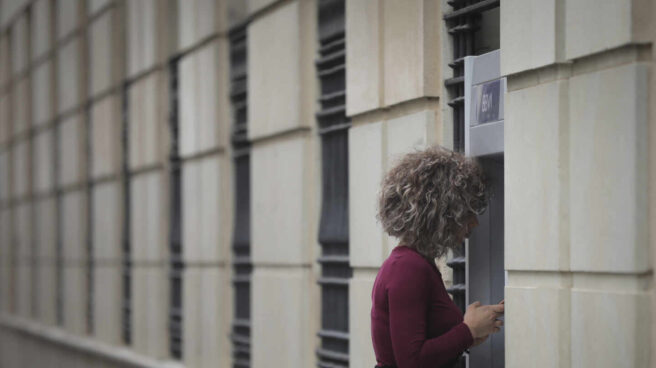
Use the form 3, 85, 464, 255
371, 245, 473, 368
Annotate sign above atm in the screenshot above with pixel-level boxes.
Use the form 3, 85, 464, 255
471, 78, 505, 126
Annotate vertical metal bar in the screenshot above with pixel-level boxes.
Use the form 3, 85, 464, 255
121, 80, 131, 345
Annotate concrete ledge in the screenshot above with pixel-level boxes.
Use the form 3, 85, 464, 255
0, 314, 184, 368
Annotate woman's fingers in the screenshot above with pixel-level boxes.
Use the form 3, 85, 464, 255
494, 320, 504, 328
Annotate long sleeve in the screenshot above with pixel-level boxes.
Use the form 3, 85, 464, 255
387, 264, 473, 368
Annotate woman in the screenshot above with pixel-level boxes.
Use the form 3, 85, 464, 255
371, 146, 504, 368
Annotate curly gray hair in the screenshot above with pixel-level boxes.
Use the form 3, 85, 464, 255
376, 146, 489, 260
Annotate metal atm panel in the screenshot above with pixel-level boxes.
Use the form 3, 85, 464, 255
464, 49, 505, 368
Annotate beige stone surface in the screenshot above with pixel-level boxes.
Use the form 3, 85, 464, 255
565, 0, 650, 60
345, 0, 382, 116
500, 0, 560, 76
128, 72, 162, 169
0, 35, 8, 86
349, 269, 377, 368
177, 0, 218, 51
93, 265, 122, 345
33, 130, 54, 194
32, 0, 52, 61
571, 285, 650, 367
506, 80, 569, 271
252, 267, 314, 368
12, 77, 29, 137
0, 92, 9, 144
92, 181, 121, 263
62, 265, 88, 334
132, 265, 168, 358
87, 0, 111, 15
32, 61, 54, 127
16, 263, 31, 318
247, 0, 278, 15
248, 0, 315, 140
130, 171, 166, 262
183, 266, 227, 368
57, 38, 82, 114
127, 0, 159, 76
251, 135, 315, 265
0, 151, 9, 201
179, 42, 221, 157
349, 121, 386, 268
35, 197, 57, 261
57, 0, 81, 40
385, 108, 440, 162
36, 262, 58, 325
382, 0, 441, 106
0, 264, 10, 312
11, 139, 29, 199
89, 11, 118, 97
11, 14, 28, 76
505, 282, 570, 367
0, 209, 10, 261
91, 95, 121, 178
58, 114, 83, 187
182, 155, 224, 263
569, 63, 649, 272
61, 190, 86, 263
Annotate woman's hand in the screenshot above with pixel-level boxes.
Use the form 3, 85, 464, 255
471, 335, 489, 347
463, 301, 504, 339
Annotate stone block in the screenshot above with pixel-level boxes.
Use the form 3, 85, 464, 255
89, 11, 119, 97
12, 77, 29, 137
35, 197, 57, 260
32, 0, 53, 61
569, 63, 649, 272
87, 0, 110, 15
346, 0, 381, 116
0, 209, 10, 261
61, 190, 86, 263
349, 121, 386, 268
382, 0, 440, 106
506, 80, 568, 271
183, 266, 227, 368
179, 42, 221, 156
252, 267, 313, 368
505, 282, 570, 367
62, 265, 87, 334
177, 0, 218, 51
11, 14, 28, 76
248, 0, 314, 139
247, 0, 277, 15
565, 0, 651, 60
57, 113, 83, 187
131, 171, 166, 262
227, 0, 248, 29
0, 35, 9, 86
0, 264, 10, 312
0, 92, 9, 144
36, 262, 58, 325
132, 265, 168, 358
92, 181, 121, 263
182, 155, 224, 263
32, 61, 54, 127
33, 129, 54, 194
251, 136, 315, 265
12, 139, 29, 199
128, 72, 162, 169
571, 285, 650, 367
57, 38, 82, 114
500, 0, 560, 76
91, 95, 121, 178
93, 265, 122, 344
0, 151, 9, 201
385, 109, 440, 162
349, 269, 377, 368
14, 202, 31, 261
127, 0, 159, 76
15, 263, 31, 318
57, 0, 81, 40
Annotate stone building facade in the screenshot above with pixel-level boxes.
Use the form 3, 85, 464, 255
0, 0, 653, 368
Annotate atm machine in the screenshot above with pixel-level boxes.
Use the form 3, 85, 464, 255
463, 49, 505, 368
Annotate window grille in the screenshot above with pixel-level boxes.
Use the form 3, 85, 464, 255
229, 21, 252, 368
168, 57, 183, 360
120, 81, 131, 345
85, 101, 94, 335
316, 1, 352, 367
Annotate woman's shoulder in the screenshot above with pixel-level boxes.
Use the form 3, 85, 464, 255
381, 246, 437, 283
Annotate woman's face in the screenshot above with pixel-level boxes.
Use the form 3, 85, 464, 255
457, 214, 479, 243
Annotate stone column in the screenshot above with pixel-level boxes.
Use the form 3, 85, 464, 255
502, 0, 652, 366
346, 0, 445, 366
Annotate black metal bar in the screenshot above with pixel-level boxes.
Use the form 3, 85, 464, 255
120, 80, 131, 345
443, 0, 500, 20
